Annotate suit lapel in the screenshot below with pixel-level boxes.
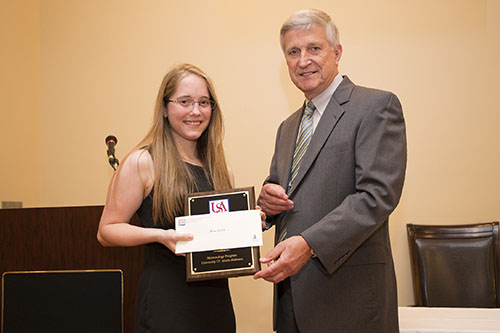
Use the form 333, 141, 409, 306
287, 76, 355, 197
278, 108, 303, 188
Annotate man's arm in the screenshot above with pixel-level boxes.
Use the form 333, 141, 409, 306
259, 122, 294, 228
301, 92, 407, 274
256, 91, 407, 281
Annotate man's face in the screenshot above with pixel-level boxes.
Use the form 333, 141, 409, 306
283, 26, 342, 99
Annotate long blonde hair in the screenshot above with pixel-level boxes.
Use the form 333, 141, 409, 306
135, 63, 232, 225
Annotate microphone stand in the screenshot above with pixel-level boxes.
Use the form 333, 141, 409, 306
108, 156, 119, 171
105, 135, 120, 171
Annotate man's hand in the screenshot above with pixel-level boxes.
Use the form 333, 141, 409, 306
258, 184, 294, 216
255, 205, 267, 229
253, 236, 311, 283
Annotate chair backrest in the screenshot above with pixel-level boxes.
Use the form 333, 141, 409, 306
407, 222, 500, 307
2, 270, 123, 333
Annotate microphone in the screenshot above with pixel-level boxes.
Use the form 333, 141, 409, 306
105, 135, 119, 170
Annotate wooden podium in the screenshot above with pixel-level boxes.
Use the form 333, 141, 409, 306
0, 206, 145, 332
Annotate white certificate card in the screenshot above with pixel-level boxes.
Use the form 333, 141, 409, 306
175, 210, 263, 254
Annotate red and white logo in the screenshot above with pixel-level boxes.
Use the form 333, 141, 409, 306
209, 199, 229, 214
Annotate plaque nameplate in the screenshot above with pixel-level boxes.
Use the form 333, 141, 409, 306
184, 187, 261, 282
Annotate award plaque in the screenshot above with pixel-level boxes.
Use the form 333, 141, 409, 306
184, 186, 261, 282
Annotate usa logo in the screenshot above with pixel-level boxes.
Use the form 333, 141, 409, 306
209, 199, 229, 214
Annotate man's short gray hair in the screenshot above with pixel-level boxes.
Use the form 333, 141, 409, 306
280, 9, 340, 52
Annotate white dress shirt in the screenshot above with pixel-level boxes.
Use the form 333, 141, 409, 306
308, 73, 343, 134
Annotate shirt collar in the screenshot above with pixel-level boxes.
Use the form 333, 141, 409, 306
309, 73, 343, 116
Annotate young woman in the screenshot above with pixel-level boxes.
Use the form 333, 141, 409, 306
98, 63, 236, 332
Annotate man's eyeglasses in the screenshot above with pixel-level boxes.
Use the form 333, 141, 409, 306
166, 97, 216, 111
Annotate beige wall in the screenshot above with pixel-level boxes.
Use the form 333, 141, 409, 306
2, 0, 500, 332
0, 0, 40, 207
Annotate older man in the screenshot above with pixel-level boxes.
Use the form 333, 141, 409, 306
254, 9, 407, 332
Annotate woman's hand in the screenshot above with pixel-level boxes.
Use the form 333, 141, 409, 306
158, 229, 194, 256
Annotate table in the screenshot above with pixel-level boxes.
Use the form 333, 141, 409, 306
399, 306, 500, 333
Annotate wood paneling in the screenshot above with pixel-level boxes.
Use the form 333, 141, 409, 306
0, 206, 144, 332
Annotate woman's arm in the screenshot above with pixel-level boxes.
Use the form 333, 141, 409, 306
97, 149, 192, 253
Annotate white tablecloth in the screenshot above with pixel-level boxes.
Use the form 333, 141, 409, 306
399, 306, 500, 333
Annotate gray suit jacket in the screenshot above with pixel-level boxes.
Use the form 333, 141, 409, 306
265, 76, 407, 332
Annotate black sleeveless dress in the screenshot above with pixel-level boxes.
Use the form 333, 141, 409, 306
134, 163, 236, 333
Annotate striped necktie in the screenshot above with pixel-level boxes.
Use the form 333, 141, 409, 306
278, 101, 316, 242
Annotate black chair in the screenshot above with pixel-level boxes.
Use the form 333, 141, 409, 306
407, 222, 499, 307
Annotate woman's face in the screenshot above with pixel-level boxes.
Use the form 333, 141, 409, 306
164, 73, 212, 147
